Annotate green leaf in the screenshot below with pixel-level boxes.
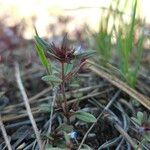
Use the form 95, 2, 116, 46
131, 111, 144, 126
137, 111, 144, 124
131, 117, 141, 125
82, 144, 93, 150
70, 83, 80, 88
144, 134, 150, 142
64, 132, 70, 144
64, 63, 73, 75
75, 50, 95, 59
34, 36, 50, 52
39, 103, 51, 113
127, 0, 137, 53
148, 116, 150, 124
0, 92, 5, 98
74, 111, 97, 123
35, 42, 51, 74
46, 148, 67, 150
42, 75, 62, 83
45, 134, 54, 140
34, 28, 52, 74
56, 123, 73, 133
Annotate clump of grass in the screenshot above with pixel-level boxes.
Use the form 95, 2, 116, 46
115, 0, 144, 87
93, 0, 144, 87
93, 5, 113, 66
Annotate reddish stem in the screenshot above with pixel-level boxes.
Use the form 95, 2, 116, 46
61, 62, 69, 123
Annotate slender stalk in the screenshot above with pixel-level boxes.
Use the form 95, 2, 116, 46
47, 87, 57, 134
0, 115, 12, 150
114, 123, 139, 149
15, 62, 43, 150
78, 90, 121, 150
61, 62, 69, 122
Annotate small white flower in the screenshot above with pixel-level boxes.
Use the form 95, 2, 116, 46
68, 131, 78, 144
74, 46, 84, 55
68, 131, 77, 139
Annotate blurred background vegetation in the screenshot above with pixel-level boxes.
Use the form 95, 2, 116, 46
0, 0, 150, 39
0, 0, 150, 87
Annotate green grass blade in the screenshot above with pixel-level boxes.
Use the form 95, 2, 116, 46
134, 34, 144, 78
127, 0, 137, 53
35, 42, 52, 74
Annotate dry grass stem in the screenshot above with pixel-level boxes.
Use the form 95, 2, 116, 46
47, 87, 58, 134
88, 60, 150, 110
78, 90, 121, 150
14, 62, 43, 150
0, 115, 12, 150
114, 123, 140, 149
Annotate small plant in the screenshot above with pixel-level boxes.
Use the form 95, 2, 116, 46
34, 32, 95, 148
131, 111, 150, 144
93, 5, 113, 66
92, 0, 144, 87
115, 0, 144, 87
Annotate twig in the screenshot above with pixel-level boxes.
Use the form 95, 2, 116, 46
15, 62, 43, 150
100, 102, 139, 149
4, 85, 101, 113
2, 88, 113, 122
4, 87, 52, 110
98, 136, 122, 150
0, 115, 12, 150
77, 90, 121, 150
46, 87, 58, 146
2, 89, 113, 123
6, 117, 44, 129
3, 85, 102, 114
88, 60, 150, 110
47, 87, 58, 134
68, 88, 113, 105
114, 123, 139, 149
2, 110, 39, 122
29, 87, 51, 102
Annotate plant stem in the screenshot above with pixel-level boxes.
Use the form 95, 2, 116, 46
0, 115, 12, 150
61, 62, 69, 123
15, 62, 43, 150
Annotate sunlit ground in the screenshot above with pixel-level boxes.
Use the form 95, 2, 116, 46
0, 0, 150, 39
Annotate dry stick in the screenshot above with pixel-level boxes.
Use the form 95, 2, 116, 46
2, 88, 113, 123
68, 88, 113, 105
77, 90, 121, 150
4, 87, 52, 110
29, 87, 52, 102
2, 110, 39, 122
47, 87, 58, 134
4, 85, 100, 112
0, 115, 12, 150
46, 87, 57, 147
87, 60, 150, 110
114, 123, 139, 149
15, 62, 43, 150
